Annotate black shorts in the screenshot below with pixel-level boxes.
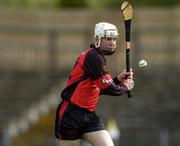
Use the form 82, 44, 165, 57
55, 101, 105, 140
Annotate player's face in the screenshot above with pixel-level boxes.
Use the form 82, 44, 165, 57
100, 37, 117, 53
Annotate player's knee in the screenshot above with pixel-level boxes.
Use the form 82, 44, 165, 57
94, 142, 114, 146
91, 136, 114, 146
99, 140, 114, 146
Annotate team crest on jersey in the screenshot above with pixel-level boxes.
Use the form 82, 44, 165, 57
102, 78, 112, 84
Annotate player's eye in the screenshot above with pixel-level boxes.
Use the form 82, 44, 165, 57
106, 37, 116, 41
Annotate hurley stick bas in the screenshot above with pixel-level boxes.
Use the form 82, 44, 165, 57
121, 1, 133, 98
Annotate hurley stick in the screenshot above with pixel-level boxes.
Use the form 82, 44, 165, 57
121, 1, 133, 98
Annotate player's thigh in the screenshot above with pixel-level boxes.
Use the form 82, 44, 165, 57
82, 130, 114, 146
59, 140, 80, 146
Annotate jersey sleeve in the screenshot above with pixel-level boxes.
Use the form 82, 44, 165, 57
113, 76, 122, 85
83, 50, 128, 96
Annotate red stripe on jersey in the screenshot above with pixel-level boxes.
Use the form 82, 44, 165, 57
94, 74, 113, 90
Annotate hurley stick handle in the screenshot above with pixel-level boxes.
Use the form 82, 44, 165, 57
126, 48, 133, 98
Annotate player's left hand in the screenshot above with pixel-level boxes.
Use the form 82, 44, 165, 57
117, 68, 133, 81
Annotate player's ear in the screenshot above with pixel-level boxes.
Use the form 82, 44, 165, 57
94, 37, 99, 47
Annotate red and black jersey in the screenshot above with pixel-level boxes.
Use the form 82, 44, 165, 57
61, 44, 128, 112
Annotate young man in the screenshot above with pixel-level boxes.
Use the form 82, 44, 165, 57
55, 22, 134, 146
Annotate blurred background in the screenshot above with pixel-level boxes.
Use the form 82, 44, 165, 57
0, 0, 180, 146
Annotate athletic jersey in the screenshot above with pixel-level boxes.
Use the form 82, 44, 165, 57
61, 44, 128, 112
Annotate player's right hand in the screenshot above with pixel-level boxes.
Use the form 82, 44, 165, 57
117, 68, 133, 81
123, 79, 134, 91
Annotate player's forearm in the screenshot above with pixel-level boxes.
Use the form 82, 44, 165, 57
100, 83, 128, 96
